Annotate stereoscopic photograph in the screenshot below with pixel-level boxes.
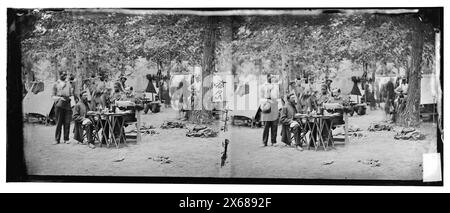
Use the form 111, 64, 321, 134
7, 8, 443, 184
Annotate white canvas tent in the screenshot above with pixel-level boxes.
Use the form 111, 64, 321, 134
23, 81, 75, 120
229, 74, 283, 122
374, 74, 439, 105
421, 73, 439, 105
169, 74, 193, 109
229, 75, 261, 120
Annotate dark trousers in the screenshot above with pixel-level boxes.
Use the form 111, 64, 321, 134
55, 106, 71, 142
291, 125, 301, 146
262, 120, 278, 145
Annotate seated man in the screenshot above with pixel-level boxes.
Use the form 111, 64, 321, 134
109, 82, 129, 143
317, 84, 331, 110
394, 78, 408, 113
394, 78, 408, 95
73, 90, 96, 149
330, 89, 342, 102
280, 93, 303, 151
316, 84, 333, 146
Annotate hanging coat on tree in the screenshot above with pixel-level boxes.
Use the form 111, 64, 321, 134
145, 74, 157, 93
31, 81, 45, 94
350, 77, 362, 96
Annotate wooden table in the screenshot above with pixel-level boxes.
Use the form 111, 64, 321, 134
87, 112, 127, 148
294, 114, 339, 151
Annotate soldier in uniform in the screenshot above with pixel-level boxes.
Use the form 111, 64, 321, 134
51, 71, 73, 145
260, 74, 279, 147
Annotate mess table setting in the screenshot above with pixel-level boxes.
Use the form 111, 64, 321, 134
86, 101, 141, 149
87, 110, 127, 149
293, 103, 349, 151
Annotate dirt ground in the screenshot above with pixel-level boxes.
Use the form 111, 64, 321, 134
23, 106, 437, 180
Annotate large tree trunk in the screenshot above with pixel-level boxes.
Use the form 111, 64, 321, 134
74, 43, 82, 102
398, 17, 424, 127
221, 16, 233, 114
223, 16, 233, 74
189, 16, 217, 124
280, 50, 288, 105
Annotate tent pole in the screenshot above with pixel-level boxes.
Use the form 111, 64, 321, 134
136, 110, 141, 143
344, 111, 349, 144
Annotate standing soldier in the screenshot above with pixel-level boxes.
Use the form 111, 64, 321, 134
51, 71, 73, 145
384, 79, 396, 122
260, 74, 279, 147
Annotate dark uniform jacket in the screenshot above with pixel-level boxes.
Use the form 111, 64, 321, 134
72, 101, 91, 143
280, 102, 298, 144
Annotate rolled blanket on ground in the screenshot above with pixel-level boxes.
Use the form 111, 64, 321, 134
332, 125, 362, 136
368, 123, 393, 131
186, 126, 219, 138
394, 128, 426, 141
161, 121, 186, 129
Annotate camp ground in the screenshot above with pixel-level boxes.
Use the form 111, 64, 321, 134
16, 8, 442, 183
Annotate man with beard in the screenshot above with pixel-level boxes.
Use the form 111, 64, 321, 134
91, 74, 108, 109
72, 91, 96, 149
280, 92, 303, 151
51, 71, 73, 145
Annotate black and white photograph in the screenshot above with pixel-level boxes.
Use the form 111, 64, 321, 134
6, 7, 443, 184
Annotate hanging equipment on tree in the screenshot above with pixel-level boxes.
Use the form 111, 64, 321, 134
145, 74, 157, 93
350, 76, 362, 96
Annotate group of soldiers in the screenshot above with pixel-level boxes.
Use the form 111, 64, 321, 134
51, 71, 131, 149
259, 74, 341, 151
382, 76, 409, 122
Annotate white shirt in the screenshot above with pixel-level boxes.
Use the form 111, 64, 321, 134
260, 83, 279, 100
395, 84, 408, 94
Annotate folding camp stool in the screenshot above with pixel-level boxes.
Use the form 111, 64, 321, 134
83, 115, 101, 144
86, 113, 110, 148
87, 115, 103, 143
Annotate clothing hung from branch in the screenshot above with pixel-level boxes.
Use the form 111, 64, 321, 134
31, 81, 45, 94
350, 79, 362, 96
145, 74, 157, 93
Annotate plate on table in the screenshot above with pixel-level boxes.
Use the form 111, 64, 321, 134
294, 113, 308, 118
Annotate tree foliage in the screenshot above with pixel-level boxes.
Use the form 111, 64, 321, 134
21, 10, 436, 85
21, 10, 206, 81
230, 13, 435, 77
